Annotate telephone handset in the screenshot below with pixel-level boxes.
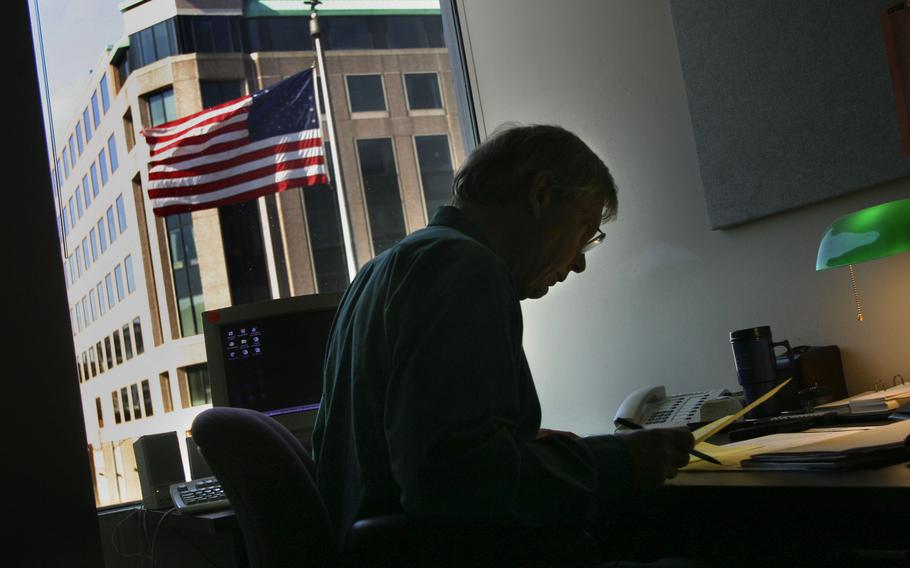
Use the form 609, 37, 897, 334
614, 386, 731, 429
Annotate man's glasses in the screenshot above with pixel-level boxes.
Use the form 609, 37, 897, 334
580, 228, 605, 254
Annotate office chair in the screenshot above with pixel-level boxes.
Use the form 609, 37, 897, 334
191, 407, 600, 568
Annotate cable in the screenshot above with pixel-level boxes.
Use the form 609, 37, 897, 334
110, 507, 143, 558
150, 507, 178, 567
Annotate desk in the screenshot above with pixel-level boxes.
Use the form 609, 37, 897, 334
593, 462, 910, 567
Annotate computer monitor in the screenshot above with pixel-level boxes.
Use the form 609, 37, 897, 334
203, 292, 343, 445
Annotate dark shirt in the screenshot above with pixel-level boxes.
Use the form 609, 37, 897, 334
312, 206, 632, 543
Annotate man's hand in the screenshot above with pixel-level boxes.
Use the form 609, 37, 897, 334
616, 427, 694, 489
536, 428, 580, 440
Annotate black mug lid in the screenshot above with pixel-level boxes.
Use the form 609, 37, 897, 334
730, 326, 772, 342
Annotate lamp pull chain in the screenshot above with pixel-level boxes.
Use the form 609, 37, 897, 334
848, 264, 864, 322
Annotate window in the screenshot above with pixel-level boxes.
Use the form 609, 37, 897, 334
95, 398, 104, 429
112, 391, 122, 424
132, 317, 144, 355
130, 384, 142, 419
346, 75, 386, 113
105, 274, 115, 308
166, 213, 205, 336
76, 189, 84, 219
96, 341, 104, 373
55, 159, 62, 191
99, 149, 108, 186
404, 73, 443, 111
177, 16, 242, 54
116, 195, 127, 233
120, 387, 131, 421
113, 329, 123, 365
218, 202, 271, 305
96, 283, 106, 315
124, 255, 136, 293
122, 324, 134, 360
82, 238, 90, 269
62, 207, 69, 237
75, 304, 83, 332
100, 74, 110, 113
184, 364, 211, 407
357, 138, 406, 254
62, 150, 70, 179
415, 135, 455, 220
325, 17, 371, 49
82, 353, 90, 383
200, 81, 242, 109
123, 111, 135, 152
75, 246, 82, 278
89, 289, 97, 321
91, 91, 101, 129
68, 135, 76, 168
76, 121, 84, 155
89, 228, 99, 262
160, 373, 173, 413
83, 108, 92, 142
104, 337, 114, 370
147, 89, 177, 127
141, 380, 154, 417
130, 19, 177, 70
90, 163, 100, 197
97, 219, 107, 252
82, 176, 91, 208
107, 135, 119, 173
88, 347, 97, 378
106, 207, 117, 243
244, 17, 313, 52
114, 265, 125, 301
68, 197, 76, 227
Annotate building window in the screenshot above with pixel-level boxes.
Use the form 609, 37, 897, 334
147, 88, 177, 127
75, 304, 83, 332
95, 341, 104, 373
68, 196, 76, 227
97, 219, 107, 253
89, 347, 97, 378
131, 384, 142, 419
76, 121, 84, 155
112, 391, 122, 424
91, 91, 101, 130
160, 372, 173, 413
120, 387, 131, 421
97, 283, 106, 315
129, 18, 177, 70
133, 317, 145, 355
116, 195, 127, 233
114, 265, 126, 301
104, 337, 114, 370
124, 255, 136, 293
346, 75, 386, 113
90, 163, 100, 197
95, 397, 104, 429
404, 73, 443, 111
141, 380, 154, 417
113, 329, 123, 365
82, 176, 92, 208
415, 135, 455, 221
106, 207, 117, 243
105, 274, 115, 309
68, 135, 76, 166
82, 238, 90, 269
100, 74, 110, 114
166, 213, 205, 337
62, 207, 69, 237
89, 289, 98, 321
82, 353, 90, 382
200, 81, 242, 109
75, 246, 82, 278
122, 323, 134, 360
218, 202, 271, 306
303, 180, 348, 293
182, 364, 212, 407
99, 149, 109, 186
108, 135, 119, 173
90, 228, 99, 262
357, 138, 406, 255
244, 17, 313, 52
83, 108, 92, 142
123, 110, 136, 152
177, 16, 242, 54
76, 190, 84, 219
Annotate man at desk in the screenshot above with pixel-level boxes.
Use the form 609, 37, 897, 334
312, 125, 695, 564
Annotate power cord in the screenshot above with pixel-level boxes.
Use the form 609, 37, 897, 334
150, 507, 178, 567
110, 506, 143, 558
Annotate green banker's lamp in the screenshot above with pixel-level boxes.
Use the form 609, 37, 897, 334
816, 198, 910, 321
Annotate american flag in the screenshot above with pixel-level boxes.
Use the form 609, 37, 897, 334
141, 69, 328, 216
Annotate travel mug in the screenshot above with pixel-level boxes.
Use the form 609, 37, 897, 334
729, 326, 786, 419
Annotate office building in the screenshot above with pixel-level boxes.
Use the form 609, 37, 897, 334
50, 0, 464, 507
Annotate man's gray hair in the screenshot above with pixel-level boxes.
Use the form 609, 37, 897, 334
452, 124, 618, 222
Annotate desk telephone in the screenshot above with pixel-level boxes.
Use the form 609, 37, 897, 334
614, 386, 734, 429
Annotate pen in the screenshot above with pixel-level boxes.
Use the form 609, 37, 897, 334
613, 417, 723, 466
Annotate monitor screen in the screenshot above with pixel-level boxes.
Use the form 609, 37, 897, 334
204, 293, 342, 420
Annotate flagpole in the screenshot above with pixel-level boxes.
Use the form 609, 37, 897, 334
308, 0, 358, 282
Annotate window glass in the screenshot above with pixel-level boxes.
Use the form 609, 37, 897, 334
185, 364, 211, 406
91, 91, 101, 129
116, 195, 127, 233
97, 283, 106, 315
166, 213, 205, 336
76, 122, 84, 155
404, 73, 443, 110
97, 219, 107, 252
63, 150, 70, 179
82, 238, 91, 269
244, 17, 312, 52
133, 317, 145, 355
68, 197, 76, 226
89, 289, 97, 321
62, 207, 69, 236
100, 74, 110, 113
75, 303, 83, 332
89, 228, 99, 262
120, 387, 131, 421
141, 380, 154, 417
76, 189, 84, 218
105, 274, 115, 308
82, 176, 91, 208
83, 108, 92, 142
112, 391, 121, 424
90, 163, 100, 197
108, 135, 119, 173
357, 138, 406, 254
68, 135, 76, 165
122, 323, 134, 360
200, 81, 242, 109
326, 17, 372, 49
105, 338, 114, 369
113, 329, 123, 365
95, 398, 104, 429
415, 135, 455, 220
75, 246, 83, 277
178, 16, 241, 53
106, 207, 117, 243
82, 298, 89, 328
124, 255, 136, 293
346, 75, 386, 113
99, 149, 108, 186
148, 89, 177, 127
130, 384, 142, 419
160, 373, 173, 413
114, 265, 125, 301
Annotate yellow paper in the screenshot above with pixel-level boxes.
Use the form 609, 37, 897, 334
692, 378, 792, 444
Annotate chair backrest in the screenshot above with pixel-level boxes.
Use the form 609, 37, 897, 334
191, 407, 337, 568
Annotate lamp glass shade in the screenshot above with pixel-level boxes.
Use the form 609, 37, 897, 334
816, 198, 910, 270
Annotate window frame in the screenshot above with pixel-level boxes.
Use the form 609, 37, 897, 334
344, 73, 389, 118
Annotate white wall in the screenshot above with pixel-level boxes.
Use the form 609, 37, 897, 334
458, 0, 910, 436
